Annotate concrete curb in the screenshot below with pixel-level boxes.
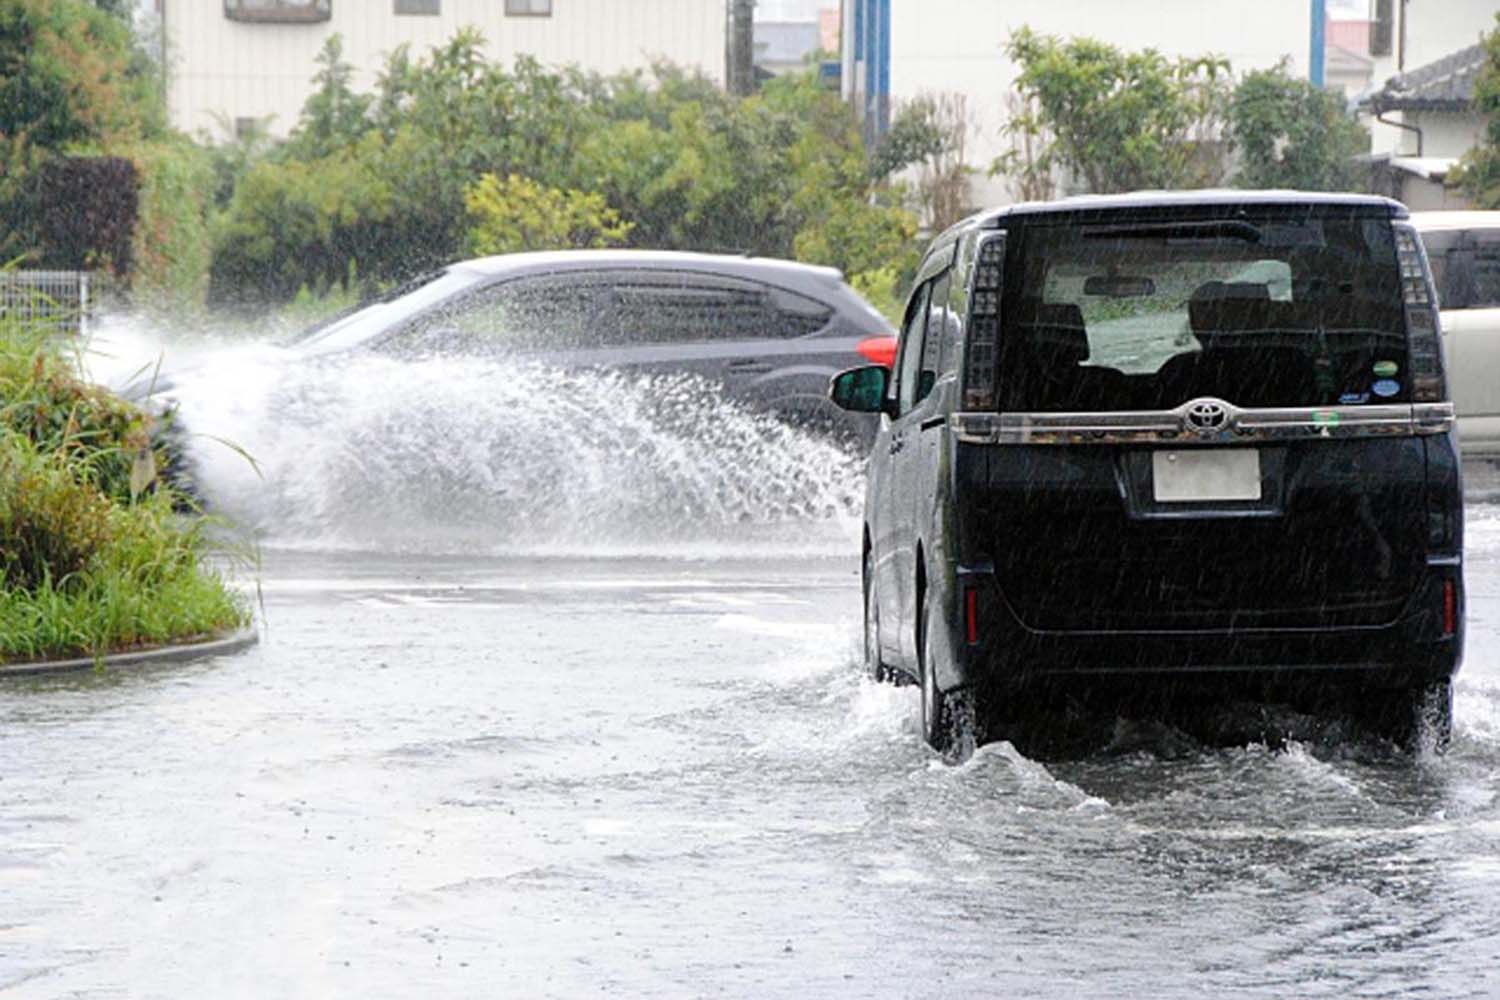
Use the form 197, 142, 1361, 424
0, 627, 259, 678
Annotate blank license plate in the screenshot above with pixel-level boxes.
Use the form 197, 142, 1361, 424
1152, 449, 1261, 502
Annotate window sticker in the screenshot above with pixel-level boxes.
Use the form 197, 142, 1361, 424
1372, 379, 1401, 398
1373, 360, 1399, 377
1339, 391, 1370, 404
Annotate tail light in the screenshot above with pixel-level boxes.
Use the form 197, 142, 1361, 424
965, 586, 978, 644
1394, 224, 1446, 403
856, 336, 897, 369
1443, 578, 1457, 637
963, 234, 1005, 409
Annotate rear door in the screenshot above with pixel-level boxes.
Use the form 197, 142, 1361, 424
978, 208, 1429, 634
565, 272, 839, 387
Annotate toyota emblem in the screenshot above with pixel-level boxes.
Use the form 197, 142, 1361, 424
1184, 399, 1230, 435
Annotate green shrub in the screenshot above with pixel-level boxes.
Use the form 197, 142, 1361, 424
0, 432, 113, 591
0, 325, 158, 504
465, 172, 632, 255
0, 316, 250, 663
128, 137, 217, 310
0, 457, 249, 661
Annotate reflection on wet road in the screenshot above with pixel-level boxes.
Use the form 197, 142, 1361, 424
5, 518, 1500, 998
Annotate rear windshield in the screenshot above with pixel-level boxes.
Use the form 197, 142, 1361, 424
994, 212, 1407, 411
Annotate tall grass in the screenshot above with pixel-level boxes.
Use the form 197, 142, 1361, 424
0, 314, 251, 664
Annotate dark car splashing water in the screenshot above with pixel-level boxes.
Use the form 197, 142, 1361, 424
164, 346, 866, 556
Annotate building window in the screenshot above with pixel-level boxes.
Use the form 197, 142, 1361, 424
394, 0, 439, 13
223, 0, 331, 23
504, 0, 551, 16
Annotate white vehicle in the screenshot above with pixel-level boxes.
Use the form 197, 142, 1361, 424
1412, 212, 1500, 458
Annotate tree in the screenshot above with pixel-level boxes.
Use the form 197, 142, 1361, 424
1454, 14, 1500, 209
0, 0, 162, 149
874, 92, 974, 233
991, 91, 1057, 203
1230, 63, 1367, 191
208, 40, 922, 310
464, 173, 631, 255
0, 0, 167, 267
1004, 27, 1232, 193
284, 35, 372, 161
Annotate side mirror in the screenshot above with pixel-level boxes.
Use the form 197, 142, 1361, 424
829, 365, 889, 414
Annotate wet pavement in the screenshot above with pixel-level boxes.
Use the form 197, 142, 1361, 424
8, 343, 1500, 996
6, 520, 1500, 998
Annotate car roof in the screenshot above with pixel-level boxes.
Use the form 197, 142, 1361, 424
446, 249, 847, 289
1409, 210, 1500, 232
928, 190, 1407, 249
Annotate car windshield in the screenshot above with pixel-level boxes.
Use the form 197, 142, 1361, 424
994, 211, 1408, 412
293, 268, 488, 355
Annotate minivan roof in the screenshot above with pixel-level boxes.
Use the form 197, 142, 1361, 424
932, 190, 1407, 247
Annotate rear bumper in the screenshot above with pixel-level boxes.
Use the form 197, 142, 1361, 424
954, 562, 1464, 694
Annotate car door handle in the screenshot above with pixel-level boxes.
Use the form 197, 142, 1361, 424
725, 359, 773, 375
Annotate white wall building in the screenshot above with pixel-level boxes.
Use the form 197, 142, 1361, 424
845, 0, 1319, 208
157, 0, 728, 140
1362, 0, 1496, 156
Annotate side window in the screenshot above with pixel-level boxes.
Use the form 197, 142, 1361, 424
608, 273, 815, 343
895, 282, 932, 416
916, 270, 952, 405
1419, 231, 1460, 306
377, 278, 607, 356
766, 286, 834, 337
1471, 239, 1500, 309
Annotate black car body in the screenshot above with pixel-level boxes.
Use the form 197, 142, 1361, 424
831, 192, 1464, 754
268, 250, 897, 445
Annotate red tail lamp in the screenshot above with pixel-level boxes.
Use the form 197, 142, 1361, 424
1443, 579, 1456, 637
965, 587, 978, 645
856, 336, 898, 369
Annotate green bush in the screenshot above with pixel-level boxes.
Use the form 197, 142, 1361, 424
128, 137, 217, 309
0, 432, 113, 591
0, 317, 250, 663
209, 37, 923, 308
0, 325, 158, 504
465, 172, 632, 255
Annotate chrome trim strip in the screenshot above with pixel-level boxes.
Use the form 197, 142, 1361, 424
950, 399, 1455, 445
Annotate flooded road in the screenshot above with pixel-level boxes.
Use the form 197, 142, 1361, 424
6, 526, 1500, 998
7, 342, 1500, 997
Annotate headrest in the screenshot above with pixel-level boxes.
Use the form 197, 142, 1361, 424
1189, 281, 1276, 343
1018, 301, 1089, 365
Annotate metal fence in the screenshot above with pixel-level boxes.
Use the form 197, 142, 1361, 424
0, 270, 95, 339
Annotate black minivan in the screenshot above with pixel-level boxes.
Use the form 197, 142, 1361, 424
830, 192, 1463, 756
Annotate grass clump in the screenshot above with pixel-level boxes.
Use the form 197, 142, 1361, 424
0, 322, 250, 665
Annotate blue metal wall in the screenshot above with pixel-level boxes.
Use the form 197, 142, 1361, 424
850, 0, 890, 145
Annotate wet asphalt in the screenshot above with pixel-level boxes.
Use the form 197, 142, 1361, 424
5, 521, 1500, 998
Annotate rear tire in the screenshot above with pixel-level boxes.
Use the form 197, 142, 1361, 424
1409, 679, 1454, 754
918, 587, 977, 763
1362, 679, 1453, 753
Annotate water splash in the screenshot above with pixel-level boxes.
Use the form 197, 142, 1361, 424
159, 346, 864, 557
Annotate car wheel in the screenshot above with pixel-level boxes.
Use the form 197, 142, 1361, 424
1408, 679, 1454, 754
919, 586, 976, 763
1363, 679, 1453, 752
